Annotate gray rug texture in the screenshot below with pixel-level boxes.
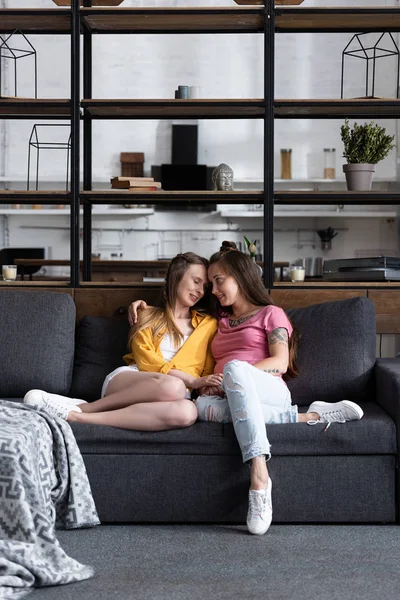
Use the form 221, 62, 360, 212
32, 524, 400, 600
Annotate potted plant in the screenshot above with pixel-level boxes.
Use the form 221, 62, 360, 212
341, 118, 395, 191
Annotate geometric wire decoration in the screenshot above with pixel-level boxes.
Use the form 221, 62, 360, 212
0, 29, 37, 98
27, 124, 71, 191
341, 32, 400, 99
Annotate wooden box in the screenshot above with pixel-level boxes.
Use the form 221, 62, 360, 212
120, 152, 145, 178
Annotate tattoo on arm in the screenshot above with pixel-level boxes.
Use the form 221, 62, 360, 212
268, 327, 289, 347
263, 368, 281, 374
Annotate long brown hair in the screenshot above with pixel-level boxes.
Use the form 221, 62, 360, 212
129, 252, 211, 349
209, 241, 299, 379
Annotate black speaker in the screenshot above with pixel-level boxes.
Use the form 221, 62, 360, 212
172, 124, 198, 165
161, 164, 207, 191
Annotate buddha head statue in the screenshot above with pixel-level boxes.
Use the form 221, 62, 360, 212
212, 163, 234, 191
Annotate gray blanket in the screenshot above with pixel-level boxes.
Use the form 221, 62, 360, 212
0, 400, 100, 599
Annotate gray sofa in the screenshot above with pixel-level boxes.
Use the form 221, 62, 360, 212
2, 290, 399, 524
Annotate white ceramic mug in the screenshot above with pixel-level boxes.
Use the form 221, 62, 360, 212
189, 86, 200, 99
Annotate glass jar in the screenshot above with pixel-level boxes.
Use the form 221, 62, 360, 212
288, 265, 305, 282
323, 148, 336, 179
280, 149, 292, 179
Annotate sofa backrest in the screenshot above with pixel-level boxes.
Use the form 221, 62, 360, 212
70, 316, 129, 401
287, 296, 376, 406
70, 297, 376, 405
0, 290, 76, 397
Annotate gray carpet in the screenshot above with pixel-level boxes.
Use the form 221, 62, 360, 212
33, 525, 400, 600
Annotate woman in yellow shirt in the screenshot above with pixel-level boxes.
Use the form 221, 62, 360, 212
24, 253, 220, 431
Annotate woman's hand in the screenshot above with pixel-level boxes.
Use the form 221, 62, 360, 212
192, 373, 223, 390
128, 300, 148, 326
198, 385, 225, 397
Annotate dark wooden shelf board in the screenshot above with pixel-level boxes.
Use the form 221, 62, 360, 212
274, 191, 400, 205
80, 190, 264, 205
276, 7, 400, 33
81, 99, 400, 120
3, 7, 400, 36
0, 191, 72, 205
0, 9, 71, 34
0, 99, 72, 119
274, 99, 400, 119
81, 99, 264, 119
273, 282, 400, 289
80, 7, 263, 34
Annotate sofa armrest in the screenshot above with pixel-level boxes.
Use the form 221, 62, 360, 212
374, 358, 400, 421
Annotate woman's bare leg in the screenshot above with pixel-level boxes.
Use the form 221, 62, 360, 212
250, 457, 269, 490
80, 371, 187, 414
298, 412, 319, 422
69, 399, 197, 431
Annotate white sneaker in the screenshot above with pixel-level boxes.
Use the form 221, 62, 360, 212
24, 389, 82, 420
307, 400, 364, 426
246, 478, 272, 535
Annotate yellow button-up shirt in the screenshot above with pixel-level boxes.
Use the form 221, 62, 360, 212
123, 310, 218, 378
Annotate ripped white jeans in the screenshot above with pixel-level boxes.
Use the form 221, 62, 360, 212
196, 359, 298, 462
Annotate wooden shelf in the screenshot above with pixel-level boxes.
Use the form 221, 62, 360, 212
0, 99, 71, 119
274, 99, 400, 119
81, 99, 264, 119
235, 0, 304, 4
274, 191, 400, 205
80, 190, 264, 205
3, 7, 400, 36
0, 208, 154, 216
0, 281, 71, 287
275, 7, 400, 33
80, 190, 400, 206
81, 99, 400, 120
273, 281, 400, 288
220, 210, 397, 218
0, 9, 71, 34
0, 191, 71, 205
80, 7, 263, 34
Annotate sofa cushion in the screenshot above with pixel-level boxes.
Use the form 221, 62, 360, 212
70, 316, 129, 401
286, 297, 376, 406
0, 291, 75, 397
70, 402, 395, 456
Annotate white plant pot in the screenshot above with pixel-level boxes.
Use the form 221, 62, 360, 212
343, 163, 376, 191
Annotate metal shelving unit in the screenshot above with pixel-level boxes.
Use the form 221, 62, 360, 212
1, 2, 399, 287
78, 1, 272, 282
0, 5, 78, 284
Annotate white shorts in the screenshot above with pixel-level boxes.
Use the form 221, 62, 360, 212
101, 365, 139, 398
101, 365, 192, 400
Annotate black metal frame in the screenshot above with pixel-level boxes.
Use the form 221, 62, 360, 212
0, 29, 37, 99
70, 0, 80, 288
341, 32, 400, 100
82, 0, 93, 281
263, 0, 274, 289
27, 124, 71, 191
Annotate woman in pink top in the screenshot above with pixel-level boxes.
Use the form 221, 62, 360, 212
195, 241, 363, 536
129, 242, 364, 536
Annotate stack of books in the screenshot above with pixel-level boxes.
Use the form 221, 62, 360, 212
110, 177, 161, 191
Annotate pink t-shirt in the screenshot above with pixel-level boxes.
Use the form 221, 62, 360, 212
212, 305, 293, 375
